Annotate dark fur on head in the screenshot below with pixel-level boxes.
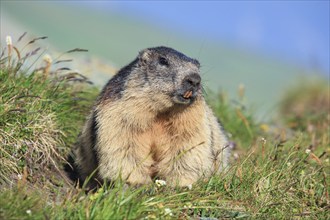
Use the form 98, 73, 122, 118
99, 46, 202, 112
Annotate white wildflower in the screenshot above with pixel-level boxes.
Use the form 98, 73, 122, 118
287, 162, 292, 167
155, 179, 166, 187
26, 209, 32, 215
187, 184, 192, 190
17, 174, 22, 180
6, 36, 12, 46
184, 202, 192, 208
43, 54, 53, 64
305, 149, 311, 154
164, 208, 173, 216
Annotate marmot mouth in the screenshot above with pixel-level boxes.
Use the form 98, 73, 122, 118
172, 90, 196, 105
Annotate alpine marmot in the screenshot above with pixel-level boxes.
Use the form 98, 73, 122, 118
66, 46, 230, 188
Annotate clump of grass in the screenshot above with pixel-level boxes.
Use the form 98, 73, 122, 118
222, 135, 328, 218
278, 77, 329, 160
0, 186, 49, 220
279, 77, 329, 132
0, 33, 98, 187
206, 85, 260, 150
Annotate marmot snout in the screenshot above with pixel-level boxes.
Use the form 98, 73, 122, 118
66, 46, 230, 189
173, 73, 201, 105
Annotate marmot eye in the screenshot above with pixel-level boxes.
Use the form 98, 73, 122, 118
158, 56, 169, 66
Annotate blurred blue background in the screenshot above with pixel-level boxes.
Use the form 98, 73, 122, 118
1, 1, 329, 119
92, 1, 329, 73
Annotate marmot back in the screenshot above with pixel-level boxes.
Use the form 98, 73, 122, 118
66, 46, 230, 188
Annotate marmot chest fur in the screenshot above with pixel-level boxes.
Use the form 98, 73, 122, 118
69, 46, 230, 187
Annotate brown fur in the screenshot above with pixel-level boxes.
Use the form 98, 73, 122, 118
69, 46, 230, 188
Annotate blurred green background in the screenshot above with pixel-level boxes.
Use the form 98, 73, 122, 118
1, 1, 328, 120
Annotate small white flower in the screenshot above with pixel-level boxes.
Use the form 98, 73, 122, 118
6, 36, 12, 46
184, 202, 192, 208
187, 184, 192, 190
305, 149, 311, 154
287, 162, 292, 167
26, 209, 32, 215
155, 179, 166, 187
164, 208, 173, 216
17, 174, 22, 180
43, 54, 53, 64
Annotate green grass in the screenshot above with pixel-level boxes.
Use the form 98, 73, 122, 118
0, 69, 97, 185
206, 89, 259, 150
0, 36, 98, 189
0, 36, 329, 219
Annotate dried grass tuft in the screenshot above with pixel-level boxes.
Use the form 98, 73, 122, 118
0, 33, 96, 188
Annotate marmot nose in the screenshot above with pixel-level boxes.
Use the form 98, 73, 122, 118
183, 73, 201, 88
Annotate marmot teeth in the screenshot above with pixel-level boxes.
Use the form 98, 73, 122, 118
183, 90, 193, 99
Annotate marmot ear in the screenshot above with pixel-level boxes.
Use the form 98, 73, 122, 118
138, 49, 152, 66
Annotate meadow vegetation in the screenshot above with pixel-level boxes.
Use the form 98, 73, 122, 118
0, 34, 329, 219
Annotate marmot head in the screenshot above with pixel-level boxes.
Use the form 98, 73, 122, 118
132, 46, 202, 111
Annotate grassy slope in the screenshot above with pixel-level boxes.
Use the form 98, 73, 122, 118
0, 69, 98, 186
0, 63, 329, 219
0, 32, 329, 219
